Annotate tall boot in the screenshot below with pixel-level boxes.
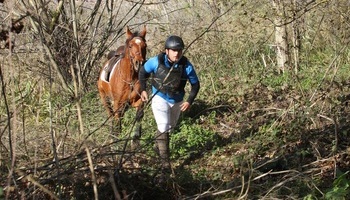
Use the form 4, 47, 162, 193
155, 130, 171, 171
131, 123, 141, 150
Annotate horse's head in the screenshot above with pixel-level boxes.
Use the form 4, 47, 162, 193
125, 25, 147, 72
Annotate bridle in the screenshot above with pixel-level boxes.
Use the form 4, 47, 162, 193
128, 36, 146, 73
118, 36, 146, 96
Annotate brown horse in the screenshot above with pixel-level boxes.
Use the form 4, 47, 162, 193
97, 26, 147, 138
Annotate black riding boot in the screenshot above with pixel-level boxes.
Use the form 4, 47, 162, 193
131, 123, 141, 150
155, 130, 171, 171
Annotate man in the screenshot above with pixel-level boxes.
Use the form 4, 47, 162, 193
139, 35, 200, 173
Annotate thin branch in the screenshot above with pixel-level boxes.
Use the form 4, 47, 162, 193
48, 54, 62, 199
85, 147, 99, 200
25, 175, 59, 200
1, 62, 15, 200
184, 2, 237, 55
108, 170, 122, 200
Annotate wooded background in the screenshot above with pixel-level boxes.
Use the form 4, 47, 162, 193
1, 0, 350, 199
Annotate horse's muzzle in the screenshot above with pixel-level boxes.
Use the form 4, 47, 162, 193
134, 60, 144, 71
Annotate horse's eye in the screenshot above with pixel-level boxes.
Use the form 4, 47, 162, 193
129, 45, 132, 49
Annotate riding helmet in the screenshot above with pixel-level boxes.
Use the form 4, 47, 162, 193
165, 35, 184, 50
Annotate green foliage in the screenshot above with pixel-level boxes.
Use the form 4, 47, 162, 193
261, 70, 292, 89
303, 171, 350, 200
246, 123, 283, 155
0, 187, 3, 200
325, 171, 350, 200
170, 114, 217, 159
303, 194, 317, 200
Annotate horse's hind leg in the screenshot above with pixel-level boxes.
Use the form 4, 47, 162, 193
112, 102, 127, 134
105, 97, 114, 117
111, 117, 122, 136
98, 89, 119, 135
98, 86, 114, 117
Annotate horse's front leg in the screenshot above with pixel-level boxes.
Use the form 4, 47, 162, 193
130, 99, 144, 150
131, 83, 144, 121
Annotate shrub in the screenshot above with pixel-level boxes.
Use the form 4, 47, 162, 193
170, 115, 217, 160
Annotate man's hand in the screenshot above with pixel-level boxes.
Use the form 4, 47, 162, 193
140, 91, 148, 102
180, 102, 190, 111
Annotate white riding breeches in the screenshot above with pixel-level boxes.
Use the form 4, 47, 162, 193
151, 94, 182, 133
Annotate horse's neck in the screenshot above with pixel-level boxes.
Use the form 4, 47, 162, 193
120, 53, 136, 78
122, 47, 131, 60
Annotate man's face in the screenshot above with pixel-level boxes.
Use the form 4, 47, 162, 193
166, 48, 183, 63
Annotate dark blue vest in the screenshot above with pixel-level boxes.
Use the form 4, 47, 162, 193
152, 53, 188, 97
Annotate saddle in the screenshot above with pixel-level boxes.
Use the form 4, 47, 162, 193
103, 55, 122, 82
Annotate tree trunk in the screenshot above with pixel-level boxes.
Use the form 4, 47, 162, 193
272, 0, 288, 74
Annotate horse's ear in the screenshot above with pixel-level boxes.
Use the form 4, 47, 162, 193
126, 26, 133, 39
139, 25, 146, 39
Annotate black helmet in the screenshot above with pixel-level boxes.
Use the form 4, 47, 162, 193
165, 35, 184, 50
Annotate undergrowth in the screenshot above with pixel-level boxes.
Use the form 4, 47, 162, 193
2, 1, 350, 199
